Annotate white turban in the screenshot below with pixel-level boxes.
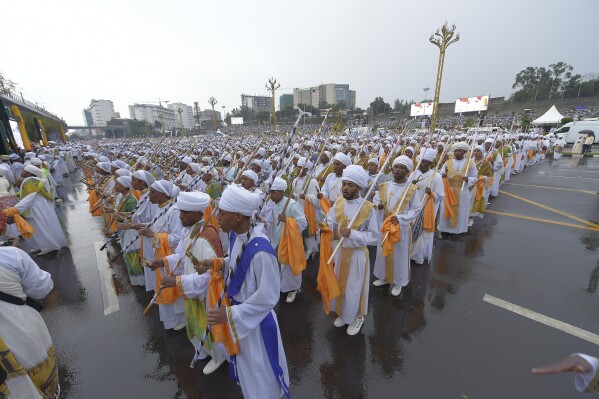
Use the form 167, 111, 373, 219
342, 165, 368, 188
393, 155, 414, 172
177, 191, 211, 212
24, 164, 45, 179
115, 168, 131, 177
96, 162, 112, 173
132, 170, 155, 187
219, 184, 260, 217
222, 154, 233, 163
297, 157, 313, 169
242, 170, 259, 185
484, 138, 494, 144
271, 177, 288, 192
251, 159, 262, 169
180, 156, 192, 164
368, 157, 379, 165
257, 147, 266, 156
112, 160, 129, 170
333, 152, 352, 166
30, 158, 42, 166
422, 148, 437, 162
323, 151, 332, 160
98, 156, 110, 163
188, 163, 201, 174
453, 142, 470, 152
404, 146, 415, 155
116, 176, 132, 188
473, 145, 485, 153
151, 180, 180, 198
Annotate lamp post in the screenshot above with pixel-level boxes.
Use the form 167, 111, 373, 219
222, 105, 226, 126
266, 77, 280, 134
423, 87, 430, 102
429, 23, 459, 132
208, 97, 218, 131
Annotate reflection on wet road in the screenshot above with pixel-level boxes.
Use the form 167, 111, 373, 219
35, 158, 599, 398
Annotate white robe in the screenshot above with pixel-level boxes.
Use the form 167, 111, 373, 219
372, 181, 422, 287
437, 158, 478, 234
16, 191, 67, 252
410, 170, 444, 264
0, 247, 58, 399
321, 173, 343, 203
292, 175, 321, 256
326, 197, 380, 324
224, 226, 289, 399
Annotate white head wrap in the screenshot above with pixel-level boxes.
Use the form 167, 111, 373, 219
116, 176, 132, 188
177, 191, 211, 212
271, 177, 288, 192
368, 157, 379, 165
30, 158, 42, 166
393, 155, 414, 172
24, 164, 45, 179
422, 148, 437, 162
333, 152, 352, 166
404, 146, 415, 155
241, 170, 259, 185
96, 162, 112, 173
342, 165, 368, 188
115, 168, 131, 177
180, 156, 192, 164
132, 170, 155, 187
453, 142, 470, 152
222, 154, 233, 163
188, 163, 201, 174
219, 184, 260, 217
151, 180, 180, 198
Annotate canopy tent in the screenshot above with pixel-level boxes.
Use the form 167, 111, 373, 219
532, 105, 565, 125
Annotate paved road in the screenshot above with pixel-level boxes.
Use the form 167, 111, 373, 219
36, 156, 599, 398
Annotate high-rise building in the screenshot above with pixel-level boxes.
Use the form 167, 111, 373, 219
167, 102, 194, 130
84, 99, 117, 127
279, 94, 293, 111
241, 94, 272, 113
128, 104, 177, 130
292, 84, 356, 109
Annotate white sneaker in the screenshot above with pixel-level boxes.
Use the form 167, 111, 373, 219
173, 323, 186, 331
468, 218, 474, 227
333, 317, 345, 328
391, 285, 402, 297
286, 290, 297, 303
29, 248, 41, 254
202, 356, 226, 375
37, 249, 57, 256
372, 279, 389, 287
346, 316, 364, 336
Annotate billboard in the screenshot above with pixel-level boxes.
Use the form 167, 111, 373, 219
410, 102, 433, 117
230, 117, 244, 125
454, 95, 489, 113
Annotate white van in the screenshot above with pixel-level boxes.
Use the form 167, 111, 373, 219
554, 120, 599, 145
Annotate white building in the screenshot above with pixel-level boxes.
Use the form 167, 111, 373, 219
128, 103, 177, 130
85, 99, 117, 127
293, 84, 356, 109
167, 102, 194, 130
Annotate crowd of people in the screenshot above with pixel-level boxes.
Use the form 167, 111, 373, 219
1, 121, 597, 398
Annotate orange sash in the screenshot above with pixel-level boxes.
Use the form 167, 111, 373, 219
131, 190, 141, 200
443, 177, 457, 218
475, 177, 485, 201
316, 223, 340, 314
381, 215, 400, 256
278, 218, 306, 275
423, 192, 435, 232
3, 207, 35, 239
88, 190, 103, 216
203, 202, 219, 230
320, 196, 331, 216
154, 232, 181, 305
208, 259, 240, 355
304, 199, 318, 236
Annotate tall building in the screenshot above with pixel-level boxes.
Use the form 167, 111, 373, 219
167, 102, 194, 130
279, 94, 293, 111
128, 103, 177, 130
83, 99, 117, 127
293, 84, 356, 109
241, 94, 272, 113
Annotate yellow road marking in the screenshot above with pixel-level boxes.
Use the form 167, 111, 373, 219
503, 182, 597, 195
486, 210, 599, 232
499, 190, 599, 229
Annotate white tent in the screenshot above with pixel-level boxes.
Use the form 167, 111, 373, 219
532, 105, 565, 125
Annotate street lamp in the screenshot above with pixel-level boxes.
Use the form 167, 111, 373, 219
429, 23, 459, 132
222, 105, 226, 125
423, 87, 430, 102
208, 97, 218, 131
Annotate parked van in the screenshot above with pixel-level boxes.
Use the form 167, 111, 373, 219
554, 120, 599, 145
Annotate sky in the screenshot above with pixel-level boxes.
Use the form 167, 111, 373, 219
3, 0, 598, 126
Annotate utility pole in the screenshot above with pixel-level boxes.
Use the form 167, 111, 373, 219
208, 97, 218, 131
176, 107, 184, 136
266, 77, 280, 134
429, 23, 459, 132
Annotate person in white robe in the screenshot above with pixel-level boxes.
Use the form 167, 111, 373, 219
14, 165, 67, 255
372, 156, 422, 296
138, 180, 184, 330
326, 165, 380, 335
204, 184, 290, 399
410, 149, 444, 265
262, 177, 307, 303
291, 157, 321, 257
484, 139, 503, 198
158, 192, 227, 375
320, 152, 351, 204
0, 246, 60, 399
437, 142, 478, 235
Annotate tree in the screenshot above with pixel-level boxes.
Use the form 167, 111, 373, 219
548, 62, 573, 99
370, 97, 391, 116
393, 99, 402, 112
560, 117, 574, 126
0, 72, 18, 96
463, 117, 476, 128
336, 100, 347, 110
521, 114, 532, 131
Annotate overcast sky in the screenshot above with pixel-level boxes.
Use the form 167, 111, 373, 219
4, 0, 597, 125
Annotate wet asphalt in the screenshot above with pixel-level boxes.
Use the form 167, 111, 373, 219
35, 156, 599, 399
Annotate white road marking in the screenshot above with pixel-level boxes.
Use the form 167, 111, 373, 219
483, 294, 599, 346
95, 241, 120, 315
548, 175, 599, 181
